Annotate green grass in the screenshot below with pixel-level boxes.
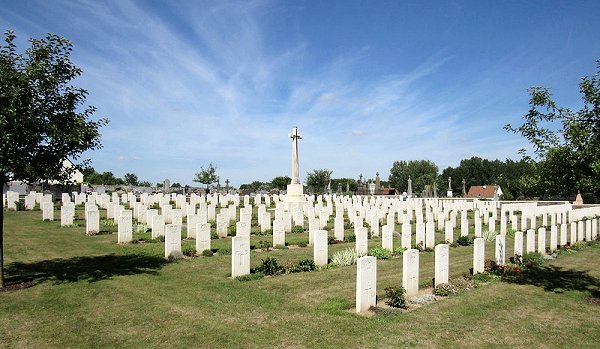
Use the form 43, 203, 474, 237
1, 209, 600, 348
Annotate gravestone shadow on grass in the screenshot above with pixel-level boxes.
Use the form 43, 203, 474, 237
3, 254, 168, 289
502, 265, 600, 297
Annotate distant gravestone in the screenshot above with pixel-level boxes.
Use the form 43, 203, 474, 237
472, 238, 485, 274
196, 222, 211, 253
216, 213, 228, 238
460, 219, 469, 236
425, 221, 435, 249
526, 229, 536, 253
495, 235, 505, 266
151, 215, 165, 238
415, 222, 425, 246
434, 244, 449, 287
187, 214, 200, 239
402, 249, 419, 297
313, 230, 328, 266
355, 227, 368, 255
118, 210, 133, 243
355, 256, 377, 314
559, 224, 568, 246
164, 224, 182, 259
237, 221, 251, 238
514, 231, 523, 258
401, 223, 411, 248
537, 227, 546, 254
60, 204, 75, 226
231, 236, 250, 277
444, 221, 454, 243
549, 225, 558, 252
570, 222, 577, 244
273, 220, 285, 246
42, 202, 54, 221
334, 216, 344, 241
86, 208, 99, 235
382, 224, 393, 251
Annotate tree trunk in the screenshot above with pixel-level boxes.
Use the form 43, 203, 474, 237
0, 177, 5, 288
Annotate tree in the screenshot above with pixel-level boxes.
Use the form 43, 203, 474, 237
270, 176, 291, 190
193, 163, 218, 189
330, 178, 358, 192
306, 169, 332, 193
138, 181, 151, 187
171, 182, 181, 188
0, 31, 107, 287
505, 60, 600, 200
388, 160, 438, 195
123, 173, 138, 186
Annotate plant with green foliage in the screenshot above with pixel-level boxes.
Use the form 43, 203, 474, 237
292, 225, 304, 234
0, 31, 109, 287
306, 169, 333, 194
193, 163, 218, 189
519, 252, 544, 268
200, 249, 213, 257
393, 246, 407, 256
258, 240, 272, 251
297, 241, 308, 247
236, 273, 264, 282
385, 286, 407, 309
182, 246, 196, 257
344, 234, 356, 243
368, 246, 392, 259
570, 241, 587, 251
456, 235, 472, 246
331, 248, 362, 266
482, 229, 498, 241
296, 259, 317, 272
255, 257, 281, 276
505, 59, 600, 200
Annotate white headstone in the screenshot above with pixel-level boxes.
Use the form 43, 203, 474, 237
118, 211, 133, 243
425, 221, 435, 249
355, 256, 377, 313
196, 222, 211, 253
514, 231, 523, 258
526, 229, 536, 253
355, 227, 368, 255
42, 202, 54, 221
216, 213, 228, 238
444, 221, 454, 243
334, 216, 344, 241
549, 225, 558, 252
313, 230, 328, 266
537, 227, 546, 254
164, 224, 182, 259
401, 223, 411, 248
434, 244, 449, 287
382, 224, 393, 251
473, 237, 485, 274
60, 204, 74, 226
86, 209, 99, 235
559, 223, 568, 246
273, 220, 285, 246
231, 236, 250, 277
402, 249, 419, 297
495, 235, 505, 266
151, 215, 165, 238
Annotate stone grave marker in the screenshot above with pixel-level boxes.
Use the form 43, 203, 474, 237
86, 208, 99, 235
514, 231, 523, 258
473, 237, 485, 274
196, 223, 211, 253
164, 224, 182, 259
434, 244, 449, 287
151, 215, 165, 238
495, 235, 505, 266
402, 249, 420, 297
355, 256, 377, 314
313, 230, 328, 266
118, 210, 133, 243
356, 227, 368, 255
273, 220, 285, 246
231, 236, 250, 277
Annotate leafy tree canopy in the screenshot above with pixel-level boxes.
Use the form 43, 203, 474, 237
306, 169, 332, 193
0, 30, 107, 287
193, 163, 218, 188
388, 160, 438, 195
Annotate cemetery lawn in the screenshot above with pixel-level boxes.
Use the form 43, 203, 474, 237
2, 210, 600, 348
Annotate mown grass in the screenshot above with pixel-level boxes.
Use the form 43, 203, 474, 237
1, 209, 599, 348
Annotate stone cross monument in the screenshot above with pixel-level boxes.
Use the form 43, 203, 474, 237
284, 126, 305, 206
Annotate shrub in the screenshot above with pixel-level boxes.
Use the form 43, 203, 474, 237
456, 235, 472, 246
296, 259, 317, 272
368, 247, 392, 259
384, 286, 407, 309
134, 224, 149, 233
450, 242, 458, 248
210, 231, 218, 239
297, 241, 308, 248
482, 229, 498, 242
423, 247, 434, 253
393, 246, 407, 256
218, 248, 231, 255
256, 257, 281, 276
236, 273, 264, 281
571, 241, 587, 251
328, 235, 337, 245
281, 261, 300, 274
292, 225, 304, 234
182, 246, 196, 257
344, 234, 356, 243
433, 283, 459, 296
273, 244, 288, 250
15, 200, 25, 211
150, 235, 165, 243
521, 252, 544, 268
331, 248, 361, 266
167, 250, 184, 261
259, 240, 272, 251
200, 249, 213, 257
228, 224, 236, 237
506, 228, 516, 238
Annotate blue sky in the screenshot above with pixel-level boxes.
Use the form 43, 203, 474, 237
2, 0, 599, 187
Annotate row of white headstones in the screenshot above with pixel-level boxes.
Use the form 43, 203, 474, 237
6, 190, 600, 313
